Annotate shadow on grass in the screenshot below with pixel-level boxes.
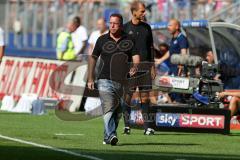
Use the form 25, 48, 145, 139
118, 142, 200, 146
154, 132, 201, 136
0, 146, 239, 160
228, 132, 240, 136
0, 146, 89, 160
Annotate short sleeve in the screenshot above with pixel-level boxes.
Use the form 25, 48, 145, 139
179, 35, 189, 49
92, 37, 101, 58
148, 25, 154, 62
0, 28, 4, 46
148, 25, 153, 47
130, 37, 139, 57
88, 32, 95, 44
79, 26, 88, 41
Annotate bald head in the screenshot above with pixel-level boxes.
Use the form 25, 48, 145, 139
168, 19, 181, 35
96, 18, 107, 33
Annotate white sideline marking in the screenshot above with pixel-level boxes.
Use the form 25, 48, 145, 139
55, 133, 84, 136
0, 134, 103, 160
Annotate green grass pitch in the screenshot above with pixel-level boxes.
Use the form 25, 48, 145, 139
0, 110, 240, 160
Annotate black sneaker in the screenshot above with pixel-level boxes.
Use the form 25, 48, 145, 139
110, 136, 118, 146
144, 128, 154, 135
123, 127, 131, 135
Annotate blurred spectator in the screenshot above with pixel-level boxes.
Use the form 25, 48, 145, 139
167, 18, 189, 76
0, 27, 5, 62
13, 19, 22, 34
167, 19, 189, 103
205, 50, 221, 81
71, 16, 88, 60
214, 0, 223, 11
205, 50, 215, 64
88, 18, 108, 55
176, 0, 188, 9
217, 91, 240, 117
84, 17, 108, 112
196, 0, 214, 19
56, 16, 80, 60
157, 0, 169, 21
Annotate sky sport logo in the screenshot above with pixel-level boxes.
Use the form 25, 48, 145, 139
156, 113, 180, 127
180, 114, 225, 129
156, 113, 225, 129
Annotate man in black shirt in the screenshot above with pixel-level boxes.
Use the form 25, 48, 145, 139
123, 1, 156, 135
88, 13, 140, 145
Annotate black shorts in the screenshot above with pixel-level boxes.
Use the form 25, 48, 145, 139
127, 71, 152, 93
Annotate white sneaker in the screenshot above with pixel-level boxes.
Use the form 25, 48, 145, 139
144, 128, 155, 135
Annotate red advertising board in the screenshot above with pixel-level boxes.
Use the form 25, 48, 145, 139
0, 56, 87, 112
230, 116, 240, 130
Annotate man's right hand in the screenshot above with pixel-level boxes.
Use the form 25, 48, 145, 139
177, 65, 184, 76
129, 66, 138, 77
216, 92, 225, 99
87, 81, 95, 90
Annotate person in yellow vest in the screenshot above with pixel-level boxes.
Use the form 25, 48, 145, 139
56, 16, 80, 60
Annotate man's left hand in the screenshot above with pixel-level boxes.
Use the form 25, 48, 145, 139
129, 66, 138, 77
